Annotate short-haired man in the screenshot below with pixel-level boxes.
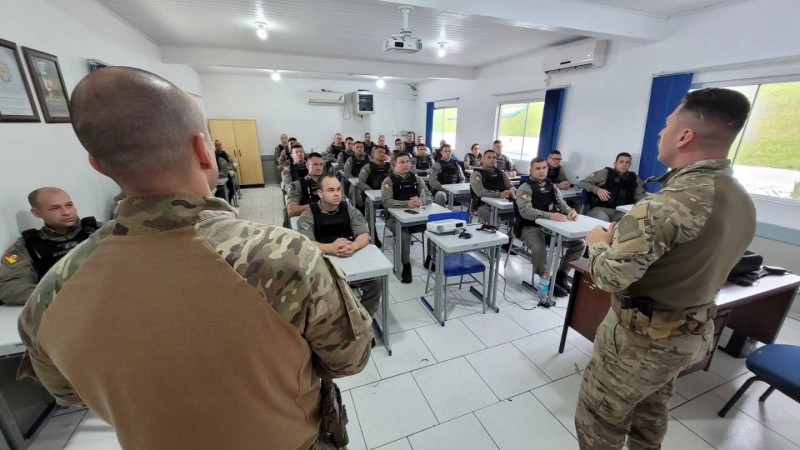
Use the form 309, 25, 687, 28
326, 133, 346, 162
287, 152, 326, 218
277, 136, 299, 167
214, 140, 235, 176
363, 132, 375, 156
580, 152, 645, 222
575, 88, 756, 450
297, 175, 381, 317
546, 150, 573, 190
273, 133, 289, 166
1, 188, 99, 305
411, 143, 433, 176
492, 140, 516, 177
336, 137, 356, 166
343, 141, 370, 207
377, 135, 387, 151
404, 132, 416, 154
280, 144, 308, 192
18, 67, 371, 449
382, 151, 432, 283
470, 149, 514, 224
429, 144, 465, 206
516, 158, 585, 297
395, 138, 405, 154
358, 145, 391, 248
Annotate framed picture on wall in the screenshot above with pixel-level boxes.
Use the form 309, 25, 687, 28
0, 38, 40, 122
22, 46, 70, 123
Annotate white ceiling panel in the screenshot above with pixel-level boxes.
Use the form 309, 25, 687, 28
563, 0, 747, 18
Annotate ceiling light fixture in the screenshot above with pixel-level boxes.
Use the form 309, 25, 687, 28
376, 78, 386, 89
437, 42, 446, 58
271, 71, 281, 81
255, 22, 268, 40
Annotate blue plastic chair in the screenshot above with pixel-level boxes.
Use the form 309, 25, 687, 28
424, 211, 488, 320
519, 175, 529, 183
580, 189, 590, 215
718, 344, 800, 417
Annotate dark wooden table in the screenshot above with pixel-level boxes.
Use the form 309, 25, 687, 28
560, 259, 800, 375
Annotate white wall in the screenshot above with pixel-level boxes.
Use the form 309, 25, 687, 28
416, 0, 800, 316
0, 0, 204, 250
200, 74, 417, 155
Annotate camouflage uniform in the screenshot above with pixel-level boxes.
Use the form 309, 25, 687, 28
18, 196, 372, 450
297, 202, 381, 316
580, 169, 646, 223
575, 160, 756, 449
1, 221, 97, 305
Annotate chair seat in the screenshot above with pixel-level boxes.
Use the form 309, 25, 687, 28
435, 254, 485, 277
746, 344, 800, 400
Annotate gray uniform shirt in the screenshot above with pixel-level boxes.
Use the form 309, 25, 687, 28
516, 180, 574, 222
580, 168, 646, 201
343, 154, 370, 178
495, 154, 514, 172
280, 162, 306, 192
380, 172, 432, 209
469, 168, 512, 199
296, 202, 370, 241
337, 150, 355, 166
429, 161, 466, 192
358, 162, 390, 194
286, 176, 321, 205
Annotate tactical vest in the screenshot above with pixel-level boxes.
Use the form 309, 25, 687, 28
465, 153, 481, 167
518, 179, 556, 228
594, 167, 637, 209
367, 162, 391, 189
471, 167, 506, 206
404, 142, 415, 154
298, 177, 320, 205
546, 165, 563, 183
290, 163, 308, 182
329, 144, 345, 159
389, 172, 420, 201
310, 202, 353, 244
438, 161, 460, 185
348, 155, 369, 178
363, 141, 375, 154
415, 156, 432, 171
22, 217, 99, 277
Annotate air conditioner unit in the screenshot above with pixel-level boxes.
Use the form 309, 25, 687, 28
543, 40, 609, 74
307, 91, 344, 105
348, 91, 375, 115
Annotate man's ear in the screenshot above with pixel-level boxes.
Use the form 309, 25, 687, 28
192, 133, 215, 169
31, 208, 43, 220
88, 154, 107, 176
676, 128, 696, 149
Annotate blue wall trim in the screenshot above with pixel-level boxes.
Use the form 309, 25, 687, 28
425, 102, 434, 149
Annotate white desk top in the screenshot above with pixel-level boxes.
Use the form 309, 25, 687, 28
535, 215, 610, 239
560, 189, 581, 199
328, 245, 393, 282
442, 183, 471, 194
427, 225, 508, 253
365, 190, 382, 201
617, 204, 634, 213
290, 216, 299, 230
0, 306, 24, 357
482, 197, 514, 210
387, 203, 451, 224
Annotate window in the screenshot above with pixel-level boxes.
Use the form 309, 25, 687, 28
431, 107, 457, 150
720, 81, 800, 201
496, 101, 544, 161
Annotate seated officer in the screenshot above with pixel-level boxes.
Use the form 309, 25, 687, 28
296, 175, 381, 317
381, 151, 432, 283
326, 133, 346, 162
343, 141, 371, 206
273, 133, 289, 166
280, 144, 307, 192
470, 149, 515, 224
411, 143, 433, 176
363, 133, 375, 156
336, 137, 355, 166
0, 187, 99, 305
546, 150, 573, 190
492, 140, 517, 177
464, 143, 482, 169
516, 158, 585, 297
580, 152, 645, 222
429, 144, 465, 206
215, 140, 235, 176
286, 152, 325, 218
277, 136, 299, 167
403, 132, 416, 154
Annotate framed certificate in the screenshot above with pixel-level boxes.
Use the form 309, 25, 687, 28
22, 46, 70, 123
0, 38, 39, 122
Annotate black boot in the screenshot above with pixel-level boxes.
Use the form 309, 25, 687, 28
401, 263, 413, 283
423, 255, 431, 269
555, 270, 572, 292
374, 236, 382, 249
554, 284, 569, 298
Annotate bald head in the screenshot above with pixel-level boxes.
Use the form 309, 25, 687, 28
70, 67, 208, 182
28, 187, 67, 208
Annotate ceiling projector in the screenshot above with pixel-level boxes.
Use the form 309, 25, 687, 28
384, 6, 422, 54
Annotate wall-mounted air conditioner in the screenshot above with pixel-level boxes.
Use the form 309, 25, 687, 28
307, 91, 344, 105
348, 91, 375, 115
543, 40, 609, 74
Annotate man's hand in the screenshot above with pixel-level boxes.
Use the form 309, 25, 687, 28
597, 188, 612, 202
508, 170, 517, 178
550, 213, 567, 222
558, 181, 572, 190
586, 223, 616, 247
500, 190, 514, 200
567, 210, 578, 220
330, 238, 354, 257
408, 197, 422, 208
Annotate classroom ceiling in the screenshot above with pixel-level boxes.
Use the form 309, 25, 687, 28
564, 0, 746, 18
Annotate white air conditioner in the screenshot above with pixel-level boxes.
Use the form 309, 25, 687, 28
307, 91, 344, 105
543, 40, 609, 74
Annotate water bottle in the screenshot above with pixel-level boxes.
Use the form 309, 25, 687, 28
420, 190, 430, 211
574, 176, 581, 190
537, 272, 551, 301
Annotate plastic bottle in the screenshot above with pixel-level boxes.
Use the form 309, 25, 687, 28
574, 176, 581, 190
537, 272, 551, 301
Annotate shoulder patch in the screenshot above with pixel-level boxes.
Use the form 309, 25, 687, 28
3, 253, 22, 265
617, 215, 643, 243
519, 193, 530, 201
384, 183, 390, 189
590, 172, 596, 177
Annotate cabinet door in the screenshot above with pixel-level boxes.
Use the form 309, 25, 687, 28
207, 120, 242, 180
232, 120, 265, 185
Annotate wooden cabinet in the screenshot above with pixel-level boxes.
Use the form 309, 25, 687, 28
208, 119, 265, 185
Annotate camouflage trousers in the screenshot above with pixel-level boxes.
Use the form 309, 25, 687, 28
575, 310, 713, 449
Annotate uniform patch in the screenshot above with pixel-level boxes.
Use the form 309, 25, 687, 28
383, 183, 390, 189
298, 219, 312, 231
3, 253, 21, 265
617, 215, 643, 243
520, 193, 530, 201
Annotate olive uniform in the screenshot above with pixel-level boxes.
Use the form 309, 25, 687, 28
429, 160, 465, 206
580, 168, 645, 222
469, 167, 513, 223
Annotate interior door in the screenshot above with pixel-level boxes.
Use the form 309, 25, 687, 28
207, 120, 241, 181
232, 120, 265, 185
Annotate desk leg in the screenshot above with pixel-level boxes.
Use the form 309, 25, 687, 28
490, 206, 499, 227
0, 392, 24, 450
367, 199, 375, 244
437, 246, 446, 324
380, 275, 392, 356
559, 270, 582, 353
448, 191, 454, 209
544, 235, 563, 306
394, 219, 402, 281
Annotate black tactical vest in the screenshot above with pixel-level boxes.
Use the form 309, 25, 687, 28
415, 155, 432, 171
390, 172, 420, 201
594, 167, 637, 209
546, 165, 563, 183
329, 144, 346, 159
367, 162, 391, 189
519, 179, 556, 228
479, 167, 506, 192
438, 161, 460, 185
348, 155, 369, 178
465, 153, 481, 167
22, 217, 99, 277
290, 163, 308, 182
298, 177, 320, 205
310, 202, 353, 244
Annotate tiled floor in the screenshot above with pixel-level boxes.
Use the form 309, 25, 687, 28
28, 186, 800, 449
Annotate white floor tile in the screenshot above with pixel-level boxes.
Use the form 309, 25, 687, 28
439, 288, 486, 320
670, 390, 689, 410
388, 278, 430, 302
30, 410, 88, 450
374, 438, 412, 450
476, 392, 579, 450
386, 299, 437, 334
350, 373, 437, 449
412, 357, 498, 423
407, 414, 499, 450
711, 373, 800, 445
460, 312, 530, 347
415, 319, 486, 362
777, 324, 800, 345
532, 373, 583, 437
660, 418, 716, 450
341, 390, 367, 450
707, 349, 750, 381
501, 304, 565, 335
513, 331, 590, 381
371, 330, 436, 379
467, 343, 550, 400
673, 369, 726, 401
672, 392, 798, 450
494, 277, 538, 303
62, 411, 120, 450
551, 327, 595, 357
335, 357, 382, 391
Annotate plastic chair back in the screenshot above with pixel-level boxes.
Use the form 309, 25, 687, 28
428, 211, 469, 223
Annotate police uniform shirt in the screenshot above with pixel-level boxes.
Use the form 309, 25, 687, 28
517, 179, 573, 223
429, 160, 465, 192
343, 154, 370, 179
495, 154, 514, 172
296, 202, 369, 242
380, 172, 431, 209
358, 162, 391, 194
469, 168, 512, 199
580, 168, 646, 204
286, 176, 320, 206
